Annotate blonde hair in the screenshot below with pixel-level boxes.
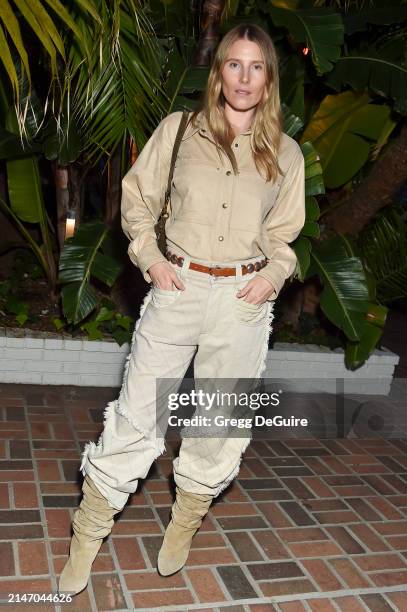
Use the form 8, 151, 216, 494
189, 23, 284, 183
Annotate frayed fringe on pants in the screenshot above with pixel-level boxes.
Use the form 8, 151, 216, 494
80, 251, 275, 511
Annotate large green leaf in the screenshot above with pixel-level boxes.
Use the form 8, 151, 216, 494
305, 195, 320, 222
92, 252, 122, 288
302, 196, 320, 239
287, 82, 305, 126
6, 155, 44, 223
282, 102, 304, 138
0, 127, 41, 159
292, 142, 323, 280
0, 72, 54, 283
268, 6, 344, 75
293, 235, 311, 282
306, 234, 371, 341
61, 281, 98, 324
301, 222, 320, 239
301, 91, 393, 188
161, 33, 204, 112
279, 48, 305, 122
301, 141, 325, 197
58, 221, 123, 324
345, 303, 388, 370
325, 51, 407, 115
270, 0, 301, 8
343, 6, 407, 36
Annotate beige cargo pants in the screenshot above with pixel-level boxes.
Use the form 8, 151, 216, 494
80, 246, 275, 511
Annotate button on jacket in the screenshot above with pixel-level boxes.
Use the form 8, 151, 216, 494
121, 110, 305, 300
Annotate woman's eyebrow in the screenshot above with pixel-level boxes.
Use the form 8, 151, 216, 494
226, 58, 264, 63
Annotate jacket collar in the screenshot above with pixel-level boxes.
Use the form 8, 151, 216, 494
188, 110, 253, 139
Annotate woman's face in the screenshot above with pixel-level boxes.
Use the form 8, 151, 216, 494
220, 38, 267, 113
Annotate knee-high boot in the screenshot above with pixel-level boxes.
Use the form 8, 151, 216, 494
157, 486, 214, 576
58, 474, 121, 595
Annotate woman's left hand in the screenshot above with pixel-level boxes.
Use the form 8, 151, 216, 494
236, 276, 275, 305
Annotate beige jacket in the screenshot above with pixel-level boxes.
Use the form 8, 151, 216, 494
121, 110, 305, 300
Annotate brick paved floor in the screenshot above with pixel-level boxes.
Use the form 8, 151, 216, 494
1, 382, 407, 611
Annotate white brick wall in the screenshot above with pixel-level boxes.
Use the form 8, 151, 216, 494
0, 371, 43, 384
6, 348, 44, 360
0, 327, 129, 387
78, 351, 126, 364
0, 330, 400, 392
262, 342, 399, 395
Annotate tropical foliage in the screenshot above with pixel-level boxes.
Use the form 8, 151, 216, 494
0, 0, 406, 365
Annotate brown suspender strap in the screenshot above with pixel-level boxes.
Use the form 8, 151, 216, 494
162, 109, 191, 217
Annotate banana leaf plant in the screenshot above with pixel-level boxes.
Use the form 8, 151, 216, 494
326, 5, 407, 116
58, 221, 123, 325
0, 69, 125, 327
283, 104, 388, 368
240, 0, 406, 367
0, 73, 58, 296
305, 233, 388, 369
301, 91, 397, 189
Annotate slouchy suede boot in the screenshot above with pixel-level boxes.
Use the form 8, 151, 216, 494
58, 474, 121, 595
157, 486, 214, 576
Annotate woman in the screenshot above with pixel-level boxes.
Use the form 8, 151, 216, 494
59, 22, 305, 595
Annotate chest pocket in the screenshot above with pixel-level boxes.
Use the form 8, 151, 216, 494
229, 170, 273, 232
171, 159, 220, 225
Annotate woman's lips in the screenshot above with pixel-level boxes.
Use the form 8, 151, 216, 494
235, 90, 251, 95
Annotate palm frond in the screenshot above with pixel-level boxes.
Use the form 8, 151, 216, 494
63, 0, 168, 163
0, 0, 100, 110
359, 208, 407, 303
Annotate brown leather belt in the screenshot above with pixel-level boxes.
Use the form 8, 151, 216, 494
165, 250, 267, 277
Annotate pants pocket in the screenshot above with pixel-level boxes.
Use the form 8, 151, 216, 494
234, 296, 268, 326
151, 286, 182, 309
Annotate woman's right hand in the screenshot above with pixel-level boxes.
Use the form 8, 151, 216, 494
148, 262, 186, 291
